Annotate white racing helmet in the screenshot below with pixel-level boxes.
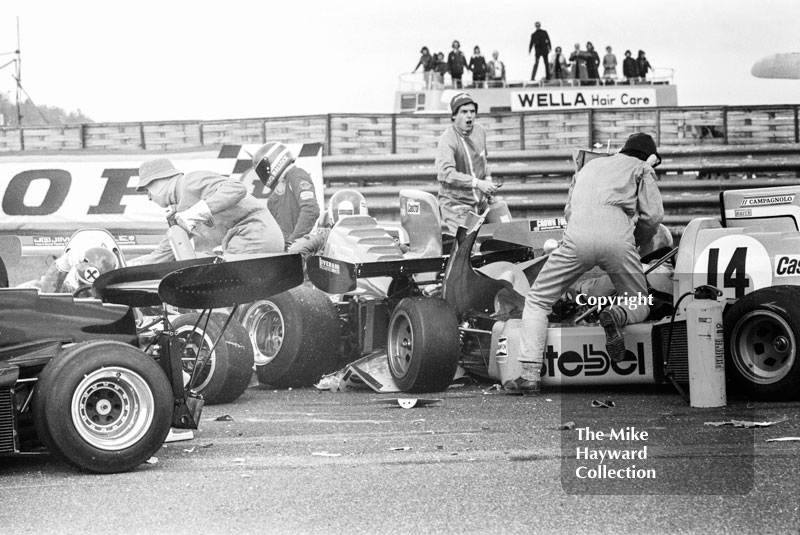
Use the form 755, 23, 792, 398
327, 189, 368, 225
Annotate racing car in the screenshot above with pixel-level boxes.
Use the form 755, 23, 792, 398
0, 245, 303, 473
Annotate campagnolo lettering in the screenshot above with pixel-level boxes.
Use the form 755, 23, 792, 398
319, 259, 340, 275
775, 255, 800, 276
740, 194, 795, 207
541, 342, 646, 377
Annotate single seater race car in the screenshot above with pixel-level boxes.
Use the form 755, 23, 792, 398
0, 245, 303, 473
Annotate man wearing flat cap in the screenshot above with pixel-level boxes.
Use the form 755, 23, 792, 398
511, 132, 664, 394
434, 92, 498, 235
132, 158, 284, 264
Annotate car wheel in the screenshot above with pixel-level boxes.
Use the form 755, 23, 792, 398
33, 341, 172, 473
171, 312, 254, 405
244, 285, 341, 388
387, 297, 460, 393
725, 285, 800, 401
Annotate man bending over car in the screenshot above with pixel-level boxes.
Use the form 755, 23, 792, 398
511, 133, 664, 394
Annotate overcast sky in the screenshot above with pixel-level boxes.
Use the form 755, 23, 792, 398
1, 1, 798, 123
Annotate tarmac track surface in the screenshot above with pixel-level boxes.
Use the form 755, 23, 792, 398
0, 381, 798, 535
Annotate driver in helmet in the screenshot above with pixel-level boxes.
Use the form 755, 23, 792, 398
252, 142, 321, 250
39, 246, 120, 294
287, 189, 368, 261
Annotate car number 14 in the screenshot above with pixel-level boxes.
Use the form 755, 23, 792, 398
692, 235, 772, 300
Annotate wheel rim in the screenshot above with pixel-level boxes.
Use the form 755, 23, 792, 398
387, 310, 414, 378
731, 310, 796, 385
71, 367, 155, 451
175, 325, 217, 392
241, 301, 284, 366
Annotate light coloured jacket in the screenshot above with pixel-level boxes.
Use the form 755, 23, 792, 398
564, 152, 664, 246
435, 123, 490, 207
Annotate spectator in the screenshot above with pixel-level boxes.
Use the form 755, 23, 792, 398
435, 93, 497, 235
585, 42, 601, 82
469, 46, 488, 88
447, 40, 468, 88
413, 46, 435, 89
622, 49, 637, 82
603, 46, 618, 82
433, 52, 447, 89
514, 133, 664, 394
528, 21, 552, 81
549, 46, 569, 81
252, 142, 321, 250
569, 43, 587, 81
636, 50, 653, 81
132, 158, 284, 264
487, 50, 506, 87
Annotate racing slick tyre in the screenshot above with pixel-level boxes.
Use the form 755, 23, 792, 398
32, 341, 172, 474
387, 297, 460, 393
725, 285, 800, 401
244, 284, 341, 388
171, 312, 254, 405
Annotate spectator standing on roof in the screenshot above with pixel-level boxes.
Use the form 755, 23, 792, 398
603, 46, 618, 81
510, 133, 664, 394
528, 21, 552, 81
622, 50, 637, 82
434, 93, 497, 235
132, 158, 284, 264
413, 46, 435, 89
569, 43, 587, 81
252, 142, 320, 250
585, 42, 601, 82
487, 50, 506, 87
550, 46, 569, 80
469, 46, 488, 88
636, 50, 653, 81
447, 40, 468, 88
433, 52, 447, 89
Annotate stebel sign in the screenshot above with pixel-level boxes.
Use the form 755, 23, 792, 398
510, 87, 657, 111
540, 342, 650, 385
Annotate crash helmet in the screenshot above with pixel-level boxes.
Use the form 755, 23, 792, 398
252, 142, 295, 193
327, 189, 368, 225
74, 247, 120, 286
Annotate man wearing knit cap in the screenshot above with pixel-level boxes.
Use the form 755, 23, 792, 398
132, 158, 284, 264
434, 92, 498, 235
511, 132, 664, 394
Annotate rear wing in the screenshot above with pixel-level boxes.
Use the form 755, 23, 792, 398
307, 255, 448, 294
720, 185, 800, 231
93, 254, 303, 309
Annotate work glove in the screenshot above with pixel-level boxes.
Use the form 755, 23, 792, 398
175, 200, 213, 232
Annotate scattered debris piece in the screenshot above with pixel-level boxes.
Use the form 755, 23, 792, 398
560, 421, 576, 431
215, 415, 234, 422
146, 457, 158, 465
371, 398, 442, 409
165, 428, 194, 443
482, 384, 502, 394
312, 451, 342, 457
390, 446, 412, 451
766, 437, 800, 442
705, 418, 788, 428
183, 447, 195, 453
591, 399, 615, 409
201, 443, 214, 449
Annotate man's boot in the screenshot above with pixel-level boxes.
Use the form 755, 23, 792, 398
599, 305, 628, 362
504, 362, 541, 395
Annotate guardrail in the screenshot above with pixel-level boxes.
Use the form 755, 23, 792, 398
1, 104, 798, 156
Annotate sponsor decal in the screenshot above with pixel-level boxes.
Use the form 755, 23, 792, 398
406, 200, 421, 215
775, 254, 800, 276
298, 180, 314, 191
511, 88, 656, 112
740, 194, 795, 207
32, 236, 71, 247
319, 258, 340, 275
733, 209, 752, 218
299, 190, 315, 201
530, 217, 567, 231
541, 342, 646, 378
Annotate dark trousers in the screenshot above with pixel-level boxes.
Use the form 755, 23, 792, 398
531, 51, 550, 80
